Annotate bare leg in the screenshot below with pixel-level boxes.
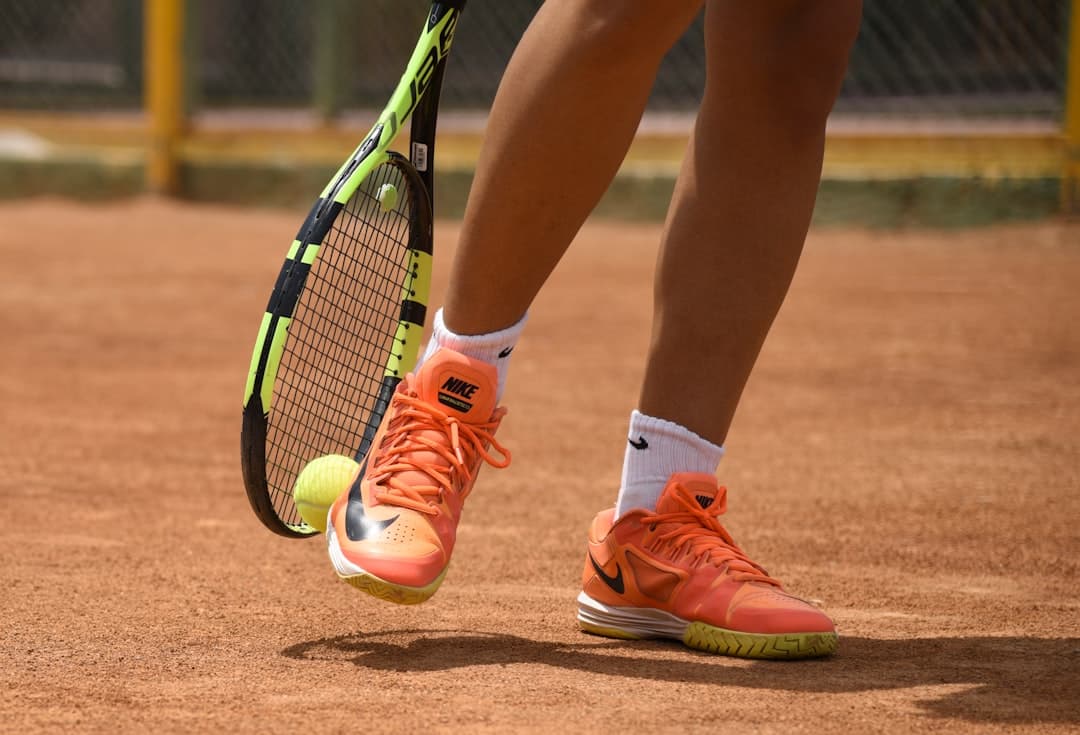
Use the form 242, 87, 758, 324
639, 0, 862, 444
443, 0, 703, 335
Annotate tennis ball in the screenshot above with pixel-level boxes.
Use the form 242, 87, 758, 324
377, 183, 398, 212
293, 454, 360, 534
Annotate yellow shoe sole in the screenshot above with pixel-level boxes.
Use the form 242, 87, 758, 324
577, 592, 838, 659
338, 567, 448, 605
580, 619, 837, 659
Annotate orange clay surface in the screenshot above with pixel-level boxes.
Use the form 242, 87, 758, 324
1, 198, 1078, 733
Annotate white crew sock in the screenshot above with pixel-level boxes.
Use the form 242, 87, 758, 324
416, 308, 526, 402
614, 409, 725, 518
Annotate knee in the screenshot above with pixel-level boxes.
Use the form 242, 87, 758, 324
563, 0, 704, 63
769, 1, 861, 121
710, 0, 861, 125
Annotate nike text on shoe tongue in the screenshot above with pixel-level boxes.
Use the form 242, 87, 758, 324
416, 350, 497, 422
655, 472, 725, 515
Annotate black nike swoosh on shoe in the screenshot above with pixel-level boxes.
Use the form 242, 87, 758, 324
344, 460, 399, 541
628, 436, 648, 450
497, 346, 513, 358
588, 551, 625, 595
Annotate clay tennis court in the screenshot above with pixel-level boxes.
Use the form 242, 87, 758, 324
2, 198, 1078, 732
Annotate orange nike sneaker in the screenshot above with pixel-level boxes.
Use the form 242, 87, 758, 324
326, 348, 510, 604
577, 473, 837, 659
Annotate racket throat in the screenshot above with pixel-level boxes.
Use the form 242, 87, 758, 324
357, 376, 402, 460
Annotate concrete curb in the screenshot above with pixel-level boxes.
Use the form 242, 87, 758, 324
0, 152, 1062, 228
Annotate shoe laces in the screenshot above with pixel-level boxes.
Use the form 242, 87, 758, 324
370, 392, 510, 515
642, 481, 780, 586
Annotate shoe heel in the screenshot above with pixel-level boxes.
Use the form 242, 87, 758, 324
576, 592, 686, 641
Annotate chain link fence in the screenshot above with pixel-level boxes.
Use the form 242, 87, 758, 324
843, 0, 1067, 119
0, 0, 142, 109
0, 0, 1070, 121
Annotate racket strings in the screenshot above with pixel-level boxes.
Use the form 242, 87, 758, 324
266, 161, 418, 524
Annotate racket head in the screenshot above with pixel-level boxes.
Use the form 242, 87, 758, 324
241, 153, 432, 537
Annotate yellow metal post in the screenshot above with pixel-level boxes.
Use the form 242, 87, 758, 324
145, 0, 186, 195
1065, 0, 1080, 213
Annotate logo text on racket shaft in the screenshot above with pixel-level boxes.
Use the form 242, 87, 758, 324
387, 12, 458, 137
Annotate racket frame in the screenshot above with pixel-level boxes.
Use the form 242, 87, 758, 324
241, 1, 465, 538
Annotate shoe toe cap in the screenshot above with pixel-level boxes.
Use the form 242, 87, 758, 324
728, 587, 836, 635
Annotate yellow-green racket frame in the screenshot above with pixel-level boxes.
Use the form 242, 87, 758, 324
241, 1, 464, 538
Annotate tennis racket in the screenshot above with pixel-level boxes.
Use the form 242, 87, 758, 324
241, 1, 465, 538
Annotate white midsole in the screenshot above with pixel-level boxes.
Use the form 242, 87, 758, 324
326, 522, 371, 578
576, 592, 689, 639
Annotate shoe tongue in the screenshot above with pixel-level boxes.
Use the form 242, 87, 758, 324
655, 472, 723, 514
415, 349, 498, 422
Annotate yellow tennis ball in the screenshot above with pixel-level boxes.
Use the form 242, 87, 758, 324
293, 454, 359, 533
377, 183, 398, 212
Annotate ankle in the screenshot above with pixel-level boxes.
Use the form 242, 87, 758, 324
417, 308, 527, 402
614, 411, 725, 518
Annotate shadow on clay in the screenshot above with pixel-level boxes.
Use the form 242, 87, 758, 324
282, 629, 1080, 725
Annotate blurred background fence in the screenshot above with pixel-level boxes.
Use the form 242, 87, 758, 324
1, 0, 1069, 117
0, 0, 1077, 223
